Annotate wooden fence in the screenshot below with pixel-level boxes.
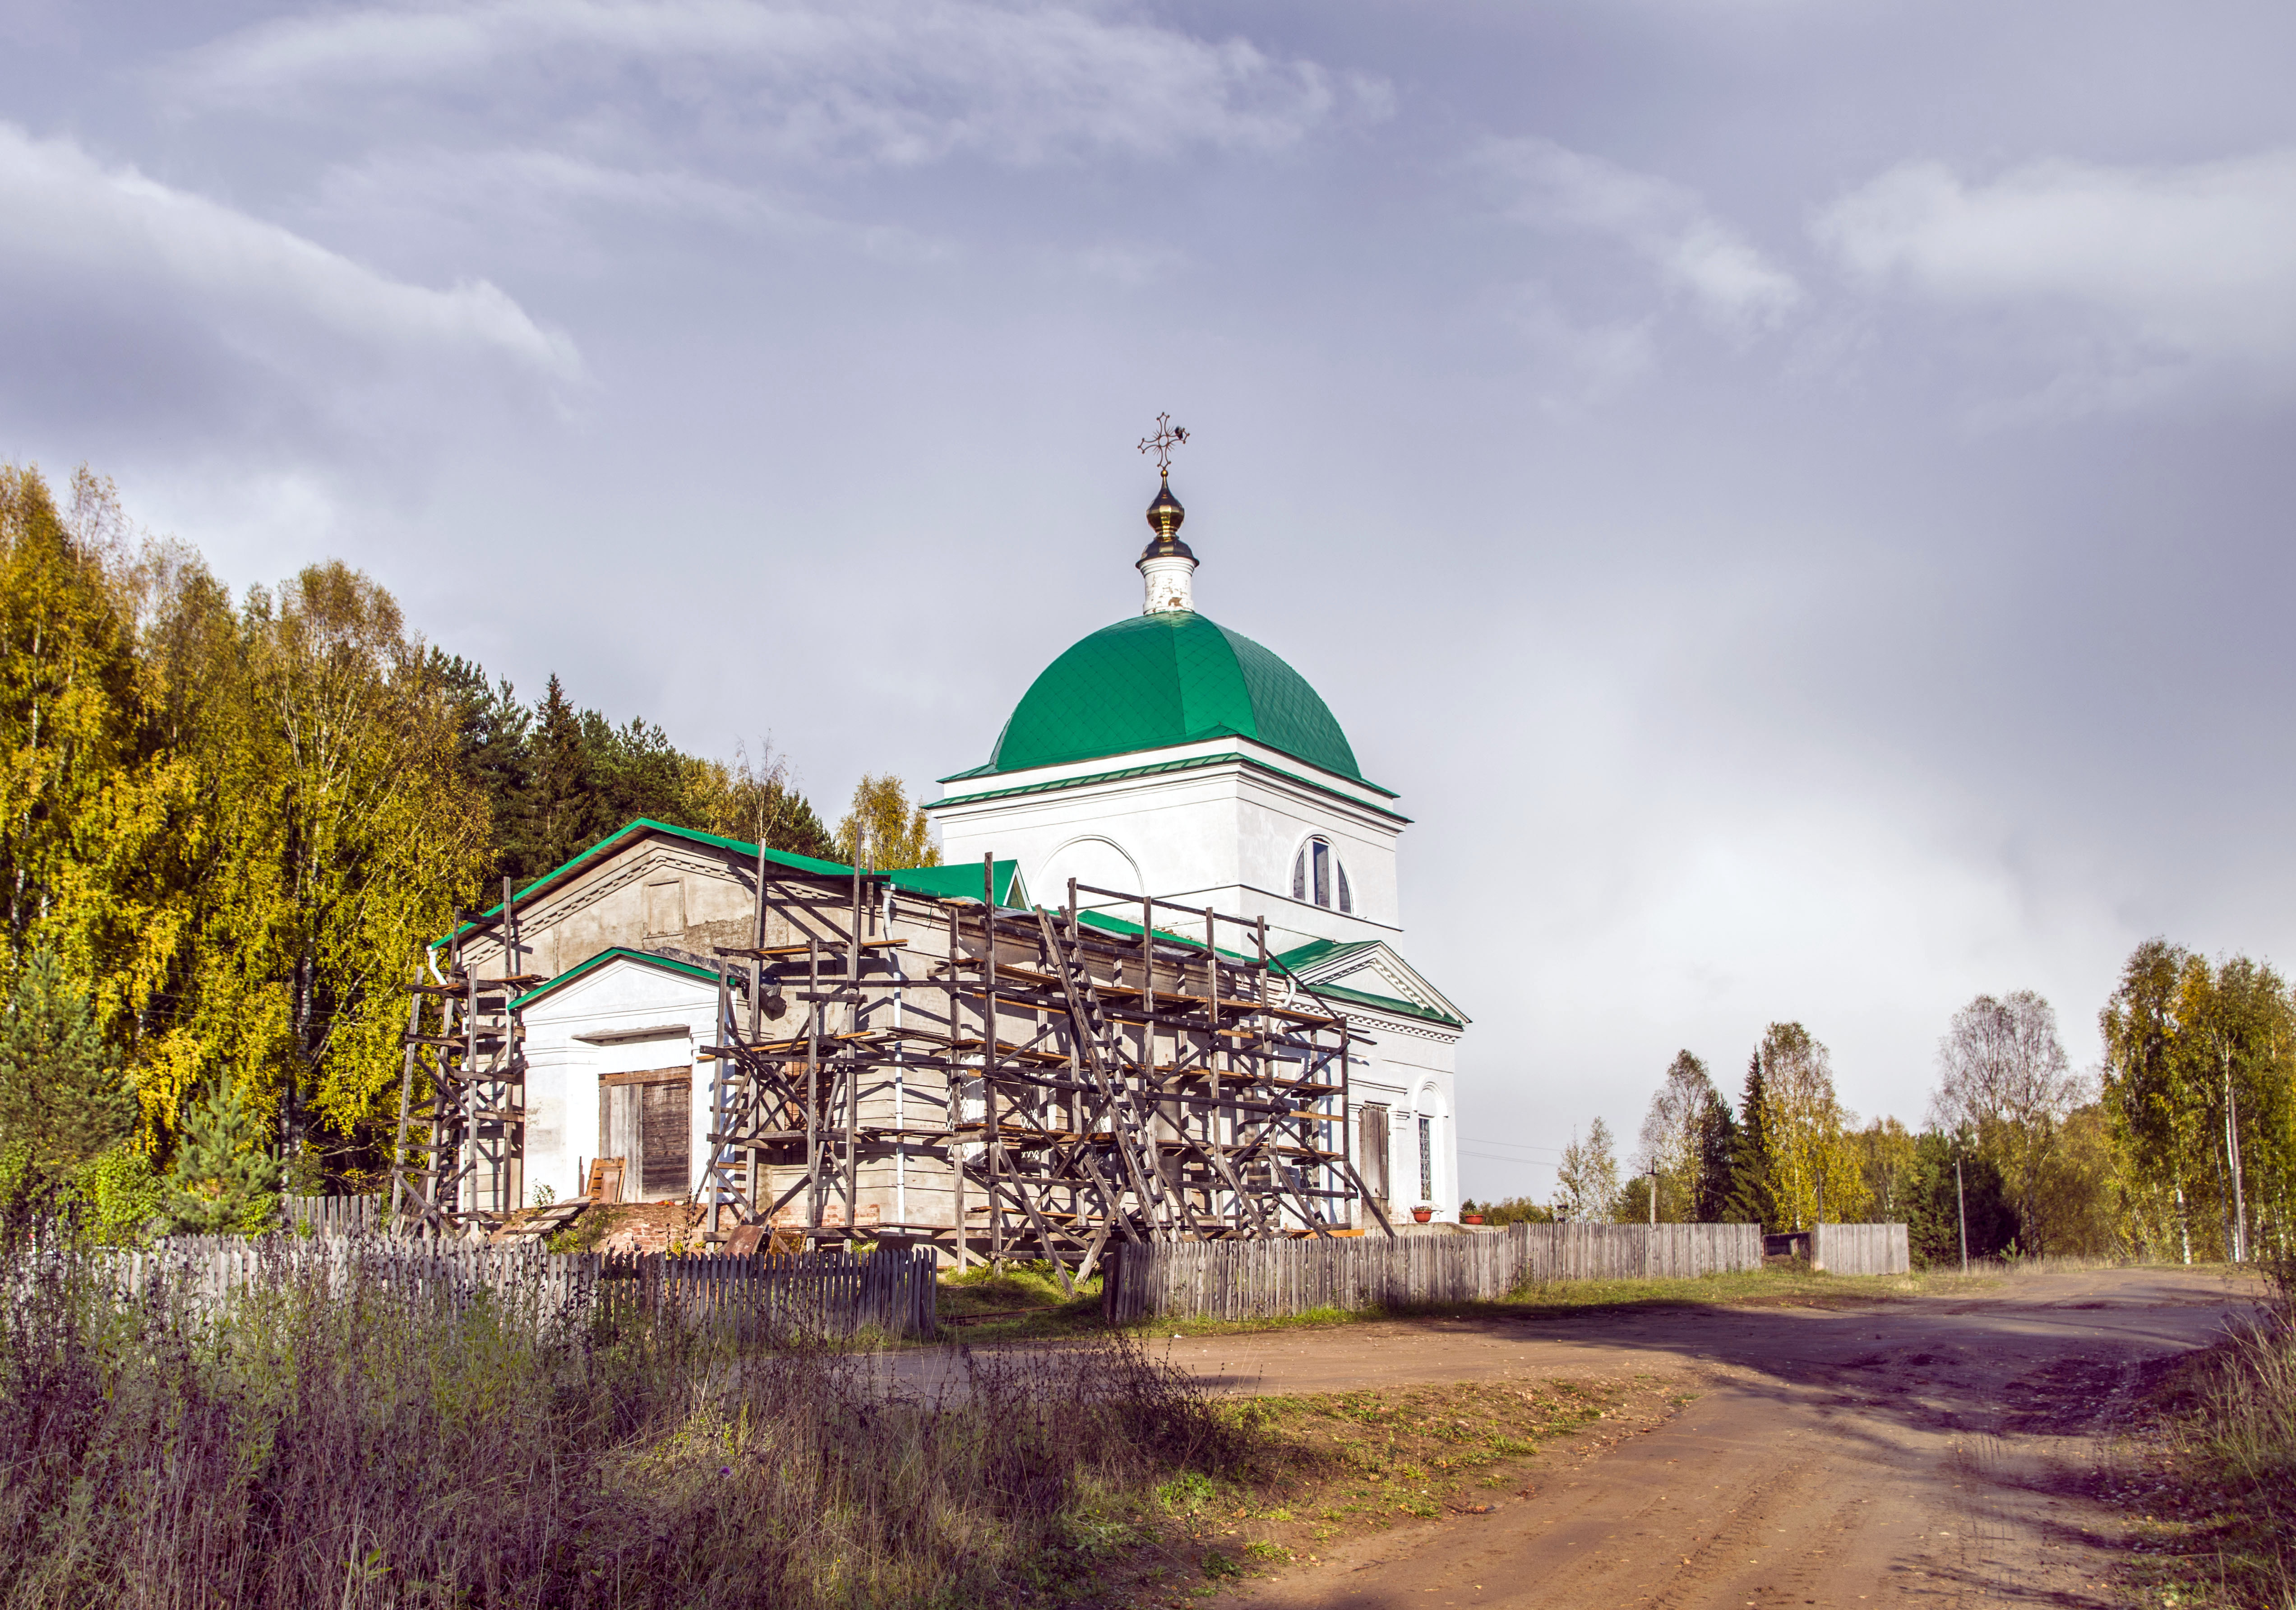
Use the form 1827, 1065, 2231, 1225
1812, 1222, 1909, 1276
1103, 1221, 1765, 1323
596, 1249, 939, 1339
283, 1194, 384, 1236
104, 1236, 938, 1339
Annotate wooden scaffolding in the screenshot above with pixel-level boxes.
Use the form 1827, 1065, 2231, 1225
389, 879, 539, 1233
695, 851, 1394, 1281
389, 853, 1394, 1270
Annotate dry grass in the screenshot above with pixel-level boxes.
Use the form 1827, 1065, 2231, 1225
2109, 1257, 2296, 1610
1104, 1373, 1691, 1606
0, 1233, 1248, 1610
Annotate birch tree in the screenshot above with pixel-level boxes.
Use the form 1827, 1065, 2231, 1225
1637, 1051, 1726, 1221
836, 774, 938, 871
1756, 1022, 1868, 1229
1931, 991, 2083, 1253
1553, 1117, 1620, 1221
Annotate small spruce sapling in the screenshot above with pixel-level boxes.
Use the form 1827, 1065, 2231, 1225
0, 948, 136, 1170
164, 1080, 281, 1236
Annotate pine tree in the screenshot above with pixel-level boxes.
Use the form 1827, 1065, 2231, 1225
0, 947, 134, 1168
1904, 1130, 2016, 1266
162, 1079, 280, 1235
1728, 1052, 1775, 1229
1692, 1085, 1740, 1222
519, 674, 602, 879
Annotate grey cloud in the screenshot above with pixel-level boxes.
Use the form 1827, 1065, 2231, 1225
166, 0, 1391, 168
0, 121, 578, 442
1477, 136, 1802, 338
1817, 151, 2296, 406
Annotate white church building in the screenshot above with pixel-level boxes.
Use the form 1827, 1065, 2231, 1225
925, 469, 1468, 1223
458, 462, 1467, 1234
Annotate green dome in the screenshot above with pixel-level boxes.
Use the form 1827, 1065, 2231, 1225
985, 612, 1363, 781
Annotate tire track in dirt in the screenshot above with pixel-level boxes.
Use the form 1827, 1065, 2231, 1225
1225, 1268, 2248, 1610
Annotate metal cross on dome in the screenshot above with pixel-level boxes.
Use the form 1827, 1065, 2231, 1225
1137, 413, 1189, 475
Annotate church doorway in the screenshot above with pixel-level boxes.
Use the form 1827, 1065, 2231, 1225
599, 1068, 693, 1200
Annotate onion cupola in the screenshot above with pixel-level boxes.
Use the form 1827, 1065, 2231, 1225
978, 612, 1363, 783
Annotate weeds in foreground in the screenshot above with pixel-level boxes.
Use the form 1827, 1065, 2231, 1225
2112, 1256, 2296, 1610
0, 1234, 1245, 1610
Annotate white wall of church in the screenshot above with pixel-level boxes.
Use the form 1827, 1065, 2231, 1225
1344, 1017, 1459, 1222
932, 740, 1404, 953
520, 962, 718, 1208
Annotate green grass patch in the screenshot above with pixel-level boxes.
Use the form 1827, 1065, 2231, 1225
2108, 1260, 2296, 1610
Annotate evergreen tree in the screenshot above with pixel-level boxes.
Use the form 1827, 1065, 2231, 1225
521, 674, 605, 879
0, 948, 134, 1168
1904, 1130, 2017, 1267
162, 1079, 280, 1235
433, 652, 532, 885
1692, 1084, 1740, 1222
1728, 1053, 1776, 1228
582, 709, 689, 828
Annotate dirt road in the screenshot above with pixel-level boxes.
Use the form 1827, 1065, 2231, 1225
1160, 1267, 2248, 1610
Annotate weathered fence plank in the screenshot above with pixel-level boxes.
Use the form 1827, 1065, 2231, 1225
1811, 1222, 1909, 1276
1101, 1223, 1772, 1323
283, 1194, 383, 1236
103, 1236, 938, 1338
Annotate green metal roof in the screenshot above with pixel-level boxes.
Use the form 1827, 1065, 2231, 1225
931, 749, 1406, 820
1074, 912, 1461, 1026
1274, 938, 1382, 972
1302, 980, 1463, 1029
880, 860, 1029, 905
433, 817, 1015, 948
510, 946, 721, 1012
968, 612, 1366, 784
1274, 938, 1465, 1028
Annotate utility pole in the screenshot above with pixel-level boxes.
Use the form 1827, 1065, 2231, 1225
1955, 1154, 1969, 1276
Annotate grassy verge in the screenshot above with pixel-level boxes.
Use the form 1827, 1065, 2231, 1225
938, 1260, 1109, 1338
0, 1235, 1246, 1609
2105, 1260, 2296, 1610
0, 1232, 1693, 1609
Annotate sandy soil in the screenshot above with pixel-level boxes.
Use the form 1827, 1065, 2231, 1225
1157, 1267, 2251, 1610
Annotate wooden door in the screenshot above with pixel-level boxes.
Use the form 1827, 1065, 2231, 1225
600, 1067, 694, 1200
1359, 1103, 1390, 1208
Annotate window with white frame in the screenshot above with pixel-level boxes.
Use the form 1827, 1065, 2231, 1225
1290, 836, 1353, 914
1417, 1113, 1433, 1203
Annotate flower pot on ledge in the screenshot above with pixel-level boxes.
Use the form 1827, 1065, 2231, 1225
1411, 1207, 1434, 1223
1462, 1213, 1485, 1226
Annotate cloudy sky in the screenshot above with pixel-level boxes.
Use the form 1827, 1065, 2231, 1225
5, 0, 2292, 1200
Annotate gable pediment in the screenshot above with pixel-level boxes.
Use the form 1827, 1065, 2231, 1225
1279, 939, 1468, 1028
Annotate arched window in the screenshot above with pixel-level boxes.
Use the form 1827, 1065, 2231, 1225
1289, 837, 1353, 914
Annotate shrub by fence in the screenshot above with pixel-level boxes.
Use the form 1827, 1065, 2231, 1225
1812, 1222, 1909, 1276
1102, 1221, 1765, 1323
105, 1235, 938, 1338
